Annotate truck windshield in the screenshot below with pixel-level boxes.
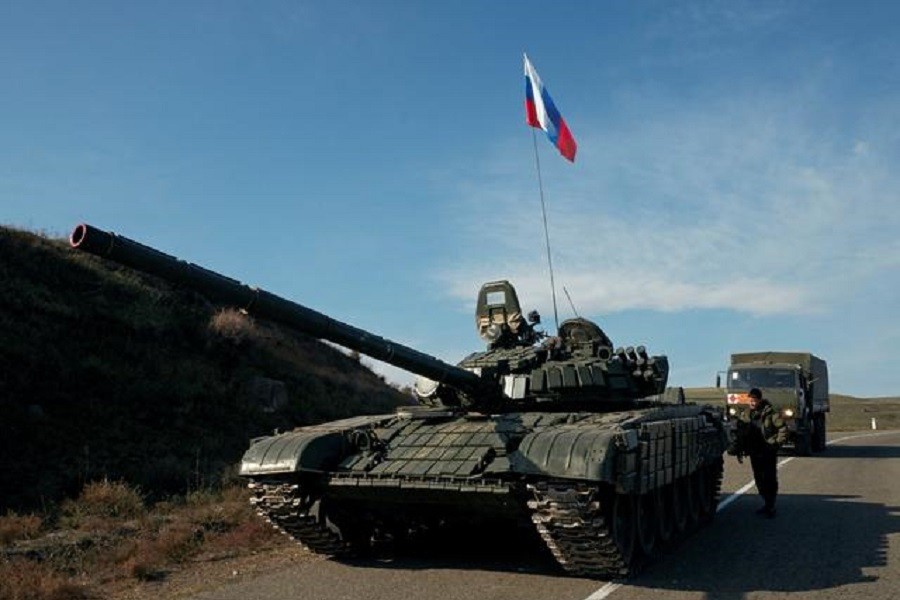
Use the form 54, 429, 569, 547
727, 368, 796, 390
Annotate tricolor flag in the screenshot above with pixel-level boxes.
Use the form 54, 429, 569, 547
524, 54, 577, 162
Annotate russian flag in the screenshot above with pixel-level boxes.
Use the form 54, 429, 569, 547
524, 54, 577, 162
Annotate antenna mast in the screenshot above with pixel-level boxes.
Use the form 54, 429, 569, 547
563, 285, 580, 318
531, 129, 560, 332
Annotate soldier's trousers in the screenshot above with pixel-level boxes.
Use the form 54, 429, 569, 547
750, 450, 779, 509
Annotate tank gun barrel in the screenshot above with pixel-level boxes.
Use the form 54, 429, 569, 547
70, 223, 482, 394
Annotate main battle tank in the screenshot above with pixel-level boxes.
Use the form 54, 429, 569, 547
70, 223, 727, 577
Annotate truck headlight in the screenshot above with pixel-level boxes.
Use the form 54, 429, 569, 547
728, 407, 738, 416
782, 408, 795, 418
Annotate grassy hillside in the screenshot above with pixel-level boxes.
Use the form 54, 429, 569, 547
683, 387, 900, 431
0, 226, 412, 512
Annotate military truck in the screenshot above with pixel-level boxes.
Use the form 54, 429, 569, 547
719, 352, 829, 455
71, 222, 728, 578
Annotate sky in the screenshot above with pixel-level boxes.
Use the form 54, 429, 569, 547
3, 1, 899, 397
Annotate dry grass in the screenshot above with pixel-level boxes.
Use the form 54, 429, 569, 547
123, 521, 203, 581
0, 559, 96, 600
208, 308, 259, 345
0, 481, 287, 599
828, 395, 900, 431
0, 513, 43, 545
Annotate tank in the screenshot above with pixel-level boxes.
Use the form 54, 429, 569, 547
70, 223, 727, 578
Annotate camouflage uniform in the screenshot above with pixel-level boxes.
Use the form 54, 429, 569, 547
738, 398, 787, 514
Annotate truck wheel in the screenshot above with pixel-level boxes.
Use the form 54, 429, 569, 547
811, 414, 820, 452
815, 414, 827, 452
795, 421, 812, 456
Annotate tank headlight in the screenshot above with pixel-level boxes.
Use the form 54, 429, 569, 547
782, 408, 795, 418
413, 376, 439, 399
728, 407, 738, 416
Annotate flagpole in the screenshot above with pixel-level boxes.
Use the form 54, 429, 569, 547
530, 128, 560, 332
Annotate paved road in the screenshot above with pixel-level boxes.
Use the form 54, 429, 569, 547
193, 430, 900, 600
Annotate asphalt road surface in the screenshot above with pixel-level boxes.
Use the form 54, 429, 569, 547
193, 430, 900, 600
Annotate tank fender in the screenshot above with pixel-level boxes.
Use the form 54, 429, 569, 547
510, 427, 636, 482
239, 414, 396, 476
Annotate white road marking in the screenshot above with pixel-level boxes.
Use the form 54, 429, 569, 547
583, 581, 622, 599
581, 429, 900, 600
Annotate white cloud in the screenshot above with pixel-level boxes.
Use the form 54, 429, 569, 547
439, 91, 900, 319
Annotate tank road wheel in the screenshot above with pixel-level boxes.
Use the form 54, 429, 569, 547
636, 492, 658, 557
249, 481, 358, 557
654, 485, 675, 544
701, 459, 724, 523
675, 475, 700, 530
611, 493, 637, 569
671, 480, 688, 535
695, 467, 714, 522
312, 499, 373, 557
681, 474, 700, 529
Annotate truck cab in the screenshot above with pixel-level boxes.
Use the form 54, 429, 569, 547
722, 352, 829, 455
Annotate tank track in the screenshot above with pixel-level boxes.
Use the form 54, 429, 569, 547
247, 481, 351, 556
527, 481, 630, 578
248, 464, 725, 576
528, 463, 725, 578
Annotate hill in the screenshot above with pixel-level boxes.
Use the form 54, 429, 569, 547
0, 226, 412, 512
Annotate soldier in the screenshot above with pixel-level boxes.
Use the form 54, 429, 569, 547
730, 387, 787, 518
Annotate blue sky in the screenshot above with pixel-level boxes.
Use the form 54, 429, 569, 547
3, 1, 899, 397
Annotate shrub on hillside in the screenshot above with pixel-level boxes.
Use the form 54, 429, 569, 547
0, 512, 43, 545
62, 480, 145, 526
208, 308, 259, 345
